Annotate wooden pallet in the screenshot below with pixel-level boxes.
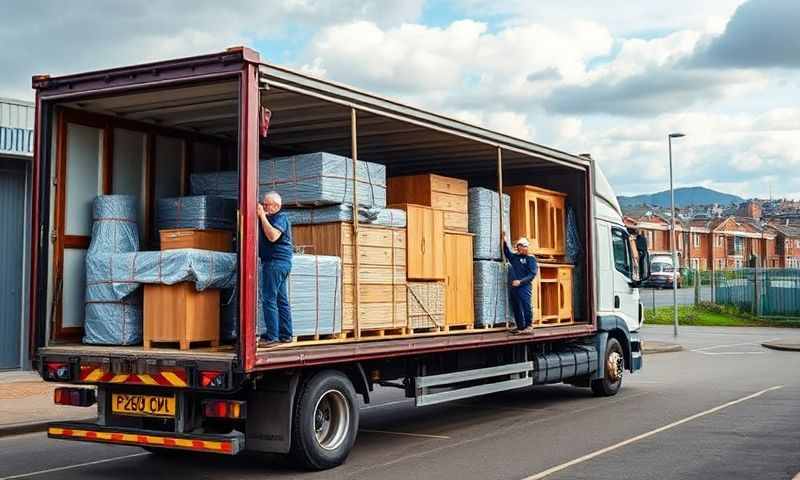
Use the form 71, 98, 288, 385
144, 339, 218, 351
443, 324, 473, 332
292, 333, 340, 343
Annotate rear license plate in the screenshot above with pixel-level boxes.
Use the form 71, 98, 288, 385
111, 393, 176, 418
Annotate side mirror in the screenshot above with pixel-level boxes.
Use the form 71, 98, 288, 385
635, 235, 651, 282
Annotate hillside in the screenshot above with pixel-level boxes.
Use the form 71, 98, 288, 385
617, 186, 744, 208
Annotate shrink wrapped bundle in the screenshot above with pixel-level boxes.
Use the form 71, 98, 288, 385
473, 260, 512, 327
283, 255, 343, 337
565, 206, 584, 319
468, 188, 510, 260
284, 205, 406, 228
190, 152, 387, 208
226, 255, 342, 340
156, 196, 236, 231
84, 195, 141, 345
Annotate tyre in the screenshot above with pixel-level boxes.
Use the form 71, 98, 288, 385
290, 370, 359, 470
591, 337, 624, 397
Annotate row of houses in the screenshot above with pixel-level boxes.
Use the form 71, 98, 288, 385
624, 214, 800, 271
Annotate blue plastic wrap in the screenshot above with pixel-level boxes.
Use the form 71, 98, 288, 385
473, 260, 512, 327
284, 205, 406, 228
221, 263, 265, 341
565, 205, 584, 319
156, 196, 236, 231
224, 255, 342, 340
190, 152, 386, 208
84, 195, 142, 345
468, 188, 510, 260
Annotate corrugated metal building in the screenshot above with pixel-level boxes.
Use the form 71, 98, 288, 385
0, 98, 34, 370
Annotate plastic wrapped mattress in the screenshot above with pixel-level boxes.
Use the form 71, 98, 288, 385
283, 204, 406, 228
468, 188, 511, 260
565, 206, 583, 319
156, 196, 236, 231
473, 260, 512, 327
190, 152, 386, 208
84, 195, 142, 345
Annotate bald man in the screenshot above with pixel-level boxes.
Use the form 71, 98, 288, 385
256, 191, 293, 347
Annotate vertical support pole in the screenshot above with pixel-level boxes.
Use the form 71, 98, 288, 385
239, 62, 260, 371
496, 147, 504, 258
144, 132, 155, 247
694, 268, 700, 306
351, 108, 361, 339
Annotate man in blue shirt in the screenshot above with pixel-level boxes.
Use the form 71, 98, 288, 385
502, 232, 538, 335
256, 191, 293, 347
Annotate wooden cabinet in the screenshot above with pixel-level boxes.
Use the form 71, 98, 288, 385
143, 283, 220, 350
504, 185, 566, 257
396, 204, 445, 280
388, 174, 468, 231
160, 229, 232, 252
292, 222, 407, 333
444, 232, 474, 328
533, 264, 573, 326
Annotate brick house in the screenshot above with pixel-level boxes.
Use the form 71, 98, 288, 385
765, 223, 800, 268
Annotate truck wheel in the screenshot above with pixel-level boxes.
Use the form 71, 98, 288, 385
591, 338, 623, 397
290, 370, 359, 470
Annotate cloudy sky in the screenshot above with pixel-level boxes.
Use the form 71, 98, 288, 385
2, 0, 798, 199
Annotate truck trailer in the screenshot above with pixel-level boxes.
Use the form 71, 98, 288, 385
29, 47, 651, 470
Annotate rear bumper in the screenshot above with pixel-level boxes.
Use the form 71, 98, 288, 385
47, 421, 244, 455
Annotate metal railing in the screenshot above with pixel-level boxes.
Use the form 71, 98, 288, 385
712, 268, 800, 319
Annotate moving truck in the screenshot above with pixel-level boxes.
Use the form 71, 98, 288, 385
29, 47, 651, 470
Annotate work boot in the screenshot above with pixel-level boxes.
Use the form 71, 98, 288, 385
258, 339, 279, 348
520, 326, 535, 335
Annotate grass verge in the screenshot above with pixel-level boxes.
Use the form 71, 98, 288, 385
644, 302, 799, 327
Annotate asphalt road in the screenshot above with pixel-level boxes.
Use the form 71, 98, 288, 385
640, 286, 713, 308
1, 325, 799, 480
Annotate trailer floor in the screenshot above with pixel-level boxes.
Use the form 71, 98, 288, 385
7, 325, 799, 480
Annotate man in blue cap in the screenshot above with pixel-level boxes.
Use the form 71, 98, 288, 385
256, 191, 293, 347
502, 231, 538, 335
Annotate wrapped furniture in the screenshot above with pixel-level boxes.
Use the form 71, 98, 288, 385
468, 188, 511, 260
191, 152, 387, 208
156, 196, 236, 231
83, 195, 142, 345
284, 205, 406, 229
473, 260, 512, 328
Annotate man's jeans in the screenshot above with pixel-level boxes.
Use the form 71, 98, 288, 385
261, 261, 292, 341
509, 283, 533, 329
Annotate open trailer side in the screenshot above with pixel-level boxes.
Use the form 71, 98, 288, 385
30, 47, 645, 470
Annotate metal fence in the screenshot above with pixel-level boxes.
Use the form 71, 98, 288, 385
711, 268, 800, 318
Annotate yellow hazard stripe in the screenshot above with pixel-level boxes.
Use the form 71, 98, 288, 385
160, 371, 188, 387
136, 374, 159, 386
83, 369, 105, 382
48, 428, 232, 453
109, 374, 129, 384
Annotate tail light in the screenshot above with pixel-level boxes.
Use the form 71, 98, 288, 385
54, 387, 96, 407
45, 362, 72, 381
202, 400, 246, 419
199, 371, 227, 389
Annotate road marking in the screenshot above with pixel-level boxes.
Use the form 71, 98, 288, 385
520, 385, 784, 480
0, 452, 150, 480
359, 429, 450, 439
348, 390, 652, 477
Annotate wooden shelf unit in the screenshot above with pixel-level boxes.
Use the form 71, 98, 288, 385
505, 185, 566, 257
533, 264, 573, 326
388, 174, 468, 232
292, 222, 408, 334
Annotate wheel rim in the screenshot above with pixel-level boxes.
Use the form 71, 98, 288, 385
313, 389, 350, 451
607, 350, 623, 383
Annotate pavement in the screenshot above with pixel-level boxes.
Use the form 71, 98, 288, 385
0, 371, 96, 437
761, 339, 800, 351
0, 325, 798, 480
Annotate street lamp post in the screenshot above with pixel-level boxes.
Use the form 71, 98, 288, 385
668, 132, 685, 337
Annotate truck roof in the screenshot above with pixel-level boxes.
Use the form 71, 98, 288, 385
33, 48, 593, 178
